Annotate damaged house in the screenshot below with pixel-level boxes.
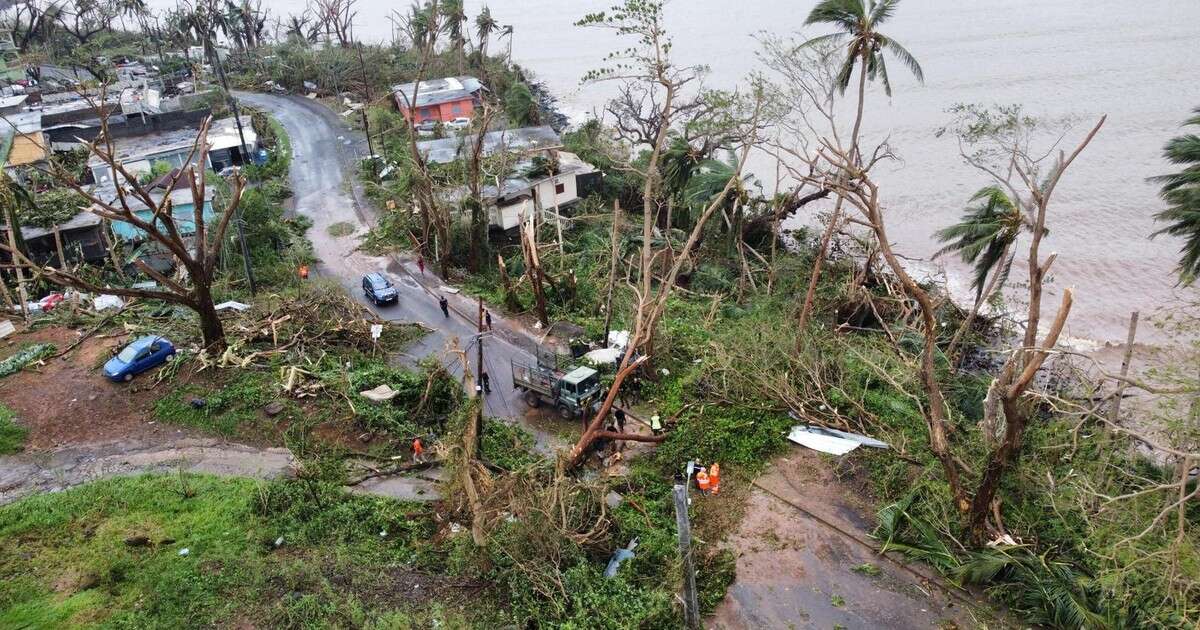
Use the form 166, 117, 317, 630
416, 126, 602, 230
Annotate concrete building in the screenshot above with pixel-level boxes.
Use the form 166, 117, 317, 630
417, 126, 600, 231
392, 76, 483, 123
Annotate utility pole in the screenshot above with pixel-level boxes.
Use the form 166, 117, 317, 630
356, 42, 378, 181
475, 295, 485, 454
205, 32, 258, 296
673, 483, 701, 629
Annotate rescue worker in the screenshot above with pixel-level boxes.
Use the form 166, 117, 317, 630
412, 437, 425, 463
709, 462, 721, 495
695, 467, 711, 494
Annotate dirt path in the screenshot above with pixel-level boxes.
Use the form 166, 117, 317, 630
0, 438, 294, 505
710, 452, 1007, 629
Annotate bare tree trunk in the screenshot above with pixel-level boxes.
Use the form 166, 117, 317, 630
968, 290, 1073, 539
520, 212, 548, 327
496, 255, 521, 312
796, 57, 869, 338
603, 200, 622, 344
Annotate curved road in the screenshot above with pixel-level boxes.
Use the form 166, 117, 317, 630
236, 93, 565, 454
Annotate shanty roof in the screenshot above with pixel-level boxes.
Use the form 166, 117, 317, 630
433, 150, 597, 206
416, 126, 561, 165
86, 116, 255, 167
0, 94, 28, 109
19, 210, 101, 240
392, 76, 482, 109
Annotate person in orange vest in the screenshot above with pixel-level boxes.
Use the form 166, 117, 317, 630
298, 264, 309, 280
709, 462, 721, 495
695, 467, 711, 494
412, 437, 425, 463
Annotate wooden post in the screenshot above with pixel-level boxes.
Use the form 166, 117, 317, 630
52, 225, 66, 269
99, 219, 127, 281
6, 223, 28, 322
1108, 311, 1139, 426
673, 484, 701, 630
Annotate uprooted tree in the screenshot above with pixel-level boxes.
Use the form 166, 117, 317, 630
3, 115, 245, 349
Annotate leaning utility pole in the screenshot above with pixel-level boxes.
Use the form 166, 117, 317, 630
356, 42, 378, 181
205, 32, 257, 296
673, 483, 701, 629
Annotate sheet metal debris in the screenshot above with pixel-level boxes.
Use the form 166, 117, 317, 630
787, 424, 889, 455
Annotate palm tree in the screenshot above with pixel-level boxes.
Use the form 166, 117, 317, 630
474, 6, 498, 79
796, 0, 924, 332
440, 0, 467, 68
934, 185, 1023, 360
1151, 107, 1200, 285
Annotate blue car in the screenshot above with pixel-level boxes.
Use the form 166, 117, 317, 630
362, 272, 398, 306
104, 335, 176, 382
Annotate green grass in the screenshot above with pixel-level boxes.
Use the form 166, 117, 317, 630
0, 474, 492, 628
327, 221, 357, 237
155, 370, 284, 440
0, 405, 27, 455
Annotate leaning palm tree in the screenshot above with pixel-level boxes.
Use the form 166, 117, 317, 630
934, 185, 1023, 359
1151, 107, 1200, 285
796, 0, 925, 333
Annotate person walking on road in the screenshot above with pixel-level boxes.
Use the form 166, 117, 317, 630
480, 371, 491, 394
484, 309, 493, 331
438, 295, 449, 318
417, 255, 425, 276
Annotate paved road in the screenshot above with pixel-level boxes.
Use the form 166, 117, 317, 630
236, 93, 568, 454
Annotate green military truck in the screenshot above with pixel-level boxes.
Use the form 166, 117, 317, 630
511, 359, 603, 419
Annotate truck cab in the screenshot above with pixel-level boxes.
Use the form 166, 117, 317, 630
512, 360, 603, 419
556, 366, 602, 413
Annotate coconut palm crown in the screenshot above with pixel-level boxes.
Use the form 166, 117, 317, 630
1151, 107, 1200, 285
802, 0, 924, 97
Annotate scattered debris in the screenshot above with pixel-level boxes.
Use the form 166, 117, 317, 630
263, 401, 285, 416
583, 347, 621, 365
215, 301, 252, 312
604, 537, 639, 578
787, 426, 860, 455
178, 548, 190, 556
360, 384, 399, 402
787, 425, 889, 455
0, 321, 15, 339
124, 535, 150, 547
93, 295, 124, 311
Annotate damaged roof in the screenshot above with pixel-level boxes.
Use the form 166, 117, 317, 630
416, 126, 562, 164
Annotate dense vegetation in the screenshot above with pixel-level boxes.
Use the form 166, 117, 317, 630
2, 0, 1199, 628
